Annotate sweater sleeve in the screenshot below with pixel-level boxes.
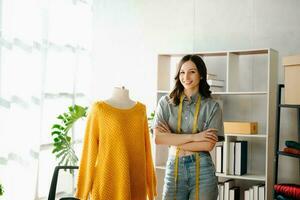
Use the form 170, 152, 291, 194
144, 111, 157, 200
75, 102, 100, 200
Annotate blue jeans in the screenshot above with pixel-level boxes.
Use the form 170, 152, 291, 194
162, 152, 218, 200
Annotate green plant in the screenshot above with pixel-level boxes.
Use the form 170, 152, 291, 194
147, 111, 155, 134
51, 104, 88, 171
0, 183, 4, 196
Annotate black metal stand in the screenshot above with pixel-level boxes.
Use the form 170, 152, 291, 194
48, 166, 79, 200
274, 84, 300, 199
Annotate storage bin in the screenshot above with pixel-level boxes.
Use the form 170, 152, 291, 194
283, 55, 300, 105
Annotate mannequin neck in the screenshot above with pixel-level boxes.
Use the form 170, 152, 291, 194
112, 87, 130, 100
105, 87, 136, 109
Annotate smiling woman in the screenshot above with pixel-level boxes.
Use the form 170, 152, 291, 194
179, 60, 201, 96
153, 54, 224, 200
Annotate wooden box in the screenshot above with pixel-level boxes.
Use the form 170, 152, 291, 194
224, 121, 258, 134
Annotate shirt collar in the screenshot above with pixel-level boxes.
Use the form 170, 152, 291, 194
183, 92, 200, 103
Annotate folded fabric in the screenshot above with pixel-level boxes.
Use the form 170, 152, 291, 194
283, 147, 300, 155
276, 194, 294, 200
285, 141, 300, 150
274, 184, 300, 199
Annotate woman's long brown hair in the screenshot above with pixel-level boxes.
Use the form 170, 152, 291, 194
169, 54, 211, 105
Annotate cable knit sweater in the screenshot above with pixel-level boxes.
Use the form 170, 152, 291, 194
75, 101, 157, 200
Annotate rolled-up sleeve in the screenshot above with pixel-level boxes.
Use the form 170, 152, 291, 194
152, 96, 169, 129
206, 102, 224, 137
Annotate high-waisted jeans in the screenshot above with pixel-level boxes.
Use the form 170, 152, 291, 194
162, 152, 218, 200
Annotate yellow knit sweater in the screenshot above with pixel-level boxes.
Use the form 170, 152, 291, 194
75, 101, 157, 200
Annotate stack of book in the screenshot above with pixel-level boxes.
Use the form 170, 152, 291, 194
244, 185, 265, 200
218, 182, 265, 200
215, 141, 248, 176
229, 141, 248, 175
207, 73, 225, 92
218, 179, 239, 200
283, 140, 300, 156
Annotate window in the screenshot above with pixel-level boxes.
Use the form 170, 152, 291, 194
0, 0, 92, 199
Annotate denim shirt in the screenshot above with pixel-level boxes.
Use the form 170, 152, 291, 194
152, 93, 224, 136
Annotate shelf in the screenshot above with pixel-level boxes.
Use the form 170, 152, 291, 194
274, 84, 300, 191
277, 151, 300, 159
159, 51, 227, 57
229, 48, 269, 55
159, 48, 272, 57
156, 48, 278, 200
225, 134, 267, 138
158, 91, 268, 95
212, 91, 267, 95
216, 173, 265, 181
279, 104, 300, 108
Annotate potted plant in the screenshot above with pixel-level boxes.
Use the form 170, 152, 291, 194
0, 183, 4, 197
51, 104, 88, 173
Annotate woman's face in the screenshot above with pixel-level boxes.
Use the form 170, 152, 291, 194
179, 60, 201, 91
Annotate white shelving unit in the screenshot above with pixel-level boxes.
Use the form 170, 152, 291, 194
154, 48, 278, 200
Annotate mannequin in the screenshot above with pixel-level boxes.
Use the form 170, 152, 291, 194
104, 86, 136, 109
76, 86, 157, 200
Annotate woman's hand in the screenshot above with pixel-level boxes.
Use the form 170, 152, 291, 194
156, 121, 171, 133
192, 128, 218, 143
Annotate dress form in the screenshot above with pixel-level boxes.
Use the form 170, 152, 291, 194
104, 86, 136, 109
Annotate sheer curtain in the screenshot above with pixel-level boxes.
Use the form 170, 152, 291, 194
0, 0, 92, 199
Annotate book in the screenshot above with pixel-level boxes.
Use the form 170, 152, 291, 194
283, 147, 300, 155
229, 187, 240, 200
210, 86, 224, 92
229, 142, 235, 175
234, 141, 248, 175
224, 179, 234, 200
216, 145, 223, 173
249, 188, 254, 200
253, 185, 260, 200
258, 185, 265, 200
285, 140, 300, 150
244, 190, 249, 200
207, 79, 225, 87
218, 183, 224, 200
207, 73, 217, 79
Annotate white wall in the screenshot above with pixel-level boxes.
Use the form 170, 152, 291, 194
91, 0, 300, 184
91, 0, 194, 109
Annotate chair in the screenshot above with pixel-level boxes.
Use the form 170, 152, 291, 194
48, 166, 79, 200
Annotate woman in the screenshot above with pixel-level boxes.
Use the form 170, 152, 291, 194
153, 54, 223, 200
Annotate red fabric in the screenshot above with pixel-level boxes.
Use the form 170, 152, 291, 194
283, 147, 300, 155
274, 184, 300, 199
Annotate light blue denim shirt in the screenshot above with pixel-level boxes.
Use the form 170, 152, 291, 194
152, 93, 224, 136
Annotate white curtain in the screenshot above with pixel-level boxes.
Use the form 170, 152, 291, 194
0, 0, 92, 199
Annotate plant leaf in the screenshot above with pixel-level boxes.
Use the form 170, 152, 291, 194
51, 104, 87, 173
52, 124, 65, 130
57, 115, 64, 120
51, 131, 61, 136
